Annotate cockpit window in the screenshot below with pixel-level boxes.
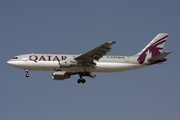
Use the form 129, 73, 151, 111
13, 57, 18, 59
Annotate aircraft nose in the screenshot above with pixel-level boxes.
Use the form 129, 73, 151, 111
7, 60, 16, 66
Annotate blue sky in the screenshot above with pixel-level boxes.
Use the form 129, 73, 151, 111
1, 0, 180, 120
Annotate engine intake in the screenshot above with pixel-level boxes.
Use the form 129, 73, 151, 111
52, 71, 71, 80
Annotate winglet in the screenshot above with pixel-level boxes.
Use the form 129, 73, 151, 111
108, 41, 116, 44
112, 41, 116, 44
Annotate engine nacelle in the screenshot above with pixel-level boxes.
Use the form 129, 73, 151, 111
52, 71, 71, 80
60, 60, 77, 68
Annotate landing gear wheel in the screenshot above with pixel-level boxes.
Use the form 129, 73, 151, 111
77, 79, 86, 84
26, 74, 29, 77
77, 79, 81, 83
85, 72, 90, 76
82, 71, 90, 76
82, 79, 86, 84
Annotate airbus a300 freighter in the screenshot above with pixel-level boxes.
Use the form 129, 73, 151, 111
7, 33, 171, 84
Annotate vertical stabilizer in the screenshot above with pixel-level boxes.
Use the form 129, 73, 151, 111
136, 33, 169, 64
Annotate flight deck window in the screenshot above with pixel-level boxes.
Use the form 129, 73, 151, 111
13, 57, 18, 59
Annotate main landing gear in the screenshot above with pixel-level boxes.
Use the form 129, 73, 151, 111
77, 71, 90, 84
77, 79, 86, 84
25, 70, 29, 77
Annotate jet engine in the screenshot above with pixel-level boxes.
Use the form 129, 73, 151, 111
59, 60, 77, 68
52, 71, 71, 80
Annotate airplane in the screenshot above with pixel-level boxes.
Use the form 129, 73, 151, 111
7, 33, 171, 84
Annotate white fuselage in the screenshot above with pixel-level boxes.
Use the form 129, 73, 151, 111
7, 54, 148, 73
6, 34, 170, 83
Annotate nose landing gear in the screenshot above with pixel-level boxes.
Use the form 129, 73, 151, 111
25, 70, 29, 77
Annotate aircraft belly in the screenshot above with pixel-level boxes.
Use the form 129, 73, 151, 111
93, 62, 147, 73
15, 61, 60, 71
14, 61, 147, 73
15, 61, 85, 72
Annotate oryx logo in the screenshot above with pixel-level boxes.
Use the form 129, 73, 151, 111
137, 35, 168, 64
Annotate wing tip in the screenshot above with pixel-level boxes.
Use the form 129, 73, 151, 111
107, 41, 116, 44
112, 41, 116, 44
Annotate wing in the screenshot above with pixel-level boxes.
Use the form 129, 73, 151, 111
75, 41, 116, 64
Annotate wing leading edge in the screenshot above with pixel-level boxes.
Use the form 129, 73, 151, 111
75, 41, 116, 64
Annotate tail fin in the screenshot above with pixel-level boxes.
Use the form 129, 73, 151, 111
136, 33, 169, 64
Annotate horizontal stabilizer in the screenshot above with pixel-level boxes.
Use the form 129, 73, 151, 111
148, 51, 172, 63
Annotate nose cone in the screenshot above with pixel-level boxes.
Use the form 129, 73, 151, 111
7, 60, 16, 66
